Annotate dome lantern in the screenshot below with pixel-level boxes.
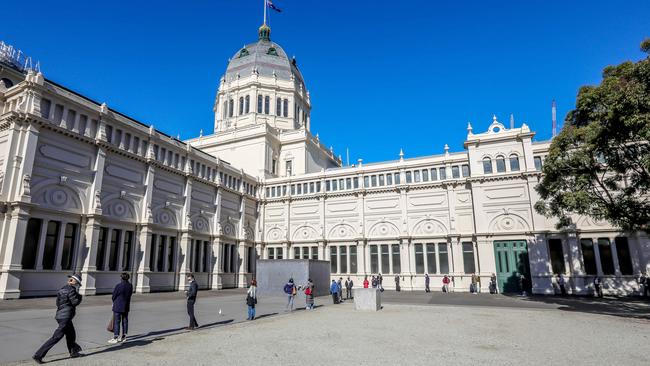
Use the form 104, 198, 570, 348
258, 24, 271, 41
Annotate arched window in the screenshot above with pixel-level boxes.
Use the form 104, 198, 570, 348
509, 154, 520, 171
264, 96, 270, 114
228, 99, 234, 118
257, 95, 263, 113
496, 155, 506, 172
483, 157, 493, 174
276, 97, 282, 116
239, 97, 244, 115
283, 99, 288, 117
245, 95, 250, 113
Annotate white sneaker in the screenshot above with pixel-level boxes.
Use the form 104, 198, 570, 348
108, 338, 119, 344
120, 335, 127, 343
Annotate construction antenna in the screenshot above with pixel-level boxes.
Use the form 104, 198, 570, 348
509, 114, 514, 129
552, 100, 557, 137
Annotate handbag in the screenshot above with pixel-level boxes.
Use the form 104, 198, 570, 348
106, 313, 114, 333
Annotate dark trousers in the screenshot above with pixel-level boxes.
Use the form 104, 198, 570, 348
331, 293, 338, 304
113, 312, 128, 337
187, 300, 198, 328
396, 283, 401, 291
644, 285, 649, 297
559, 284, 567, 296
346, 288, 352, 299
34, 319, 80, 359
595, 285, 603, 298
425, 283, 430, 292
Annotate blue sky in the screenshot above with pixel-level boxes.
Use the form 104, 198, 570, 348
2, 0, 648, 164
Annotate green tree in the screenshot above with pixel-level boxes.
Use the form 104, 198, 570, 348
535, 39, 650, 232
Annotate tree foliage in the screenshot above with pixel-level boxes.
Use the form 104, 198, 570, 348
535, 39, 650, 232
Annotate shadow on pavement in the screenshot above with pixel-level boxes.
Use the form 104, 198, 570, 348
514, 295, 650, 320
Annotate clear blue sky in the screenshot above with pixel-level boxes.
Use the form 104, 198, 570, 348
2, 0, 648, 164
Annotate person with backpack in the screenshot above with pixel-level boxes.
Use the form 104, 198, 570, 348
304, 279, 315, 310
33, 274, 83, 363
371, 276, 378, 289
283, 278, 296, 311
330, 280, 339, 304
246, 280, 257, 320
345, 277, 354, 299
108, 272, 133, 344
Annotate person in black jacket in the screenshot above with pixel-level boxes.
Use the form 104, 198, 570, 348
185, 274, 199, 330
108, 272, 133, 344
33, 274, 83, 364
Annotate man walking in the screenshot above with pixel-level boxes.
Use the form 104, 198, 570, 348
345, 277, 354, 300
394, 275, 401, 292
337, 277, 343, 302
424, 273, 430, 293
594, 275, 603, 298
108, 272, 133, 344
33, 274, 83, 363
378, 273, 383, 291
185, 274, 199, 330
330, 280, 339, 304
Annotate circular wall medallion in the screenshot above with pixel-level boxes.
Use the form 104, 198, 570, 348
50, 189, 68, 206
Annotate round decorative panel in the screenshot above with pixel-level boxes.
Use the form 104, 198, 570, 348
159, 211, 172, 225
50, 189, 68, 206
113, 202, 127, 217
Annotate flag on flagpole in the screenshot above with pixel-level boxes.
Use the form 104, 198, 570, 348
267, 0, 282, 12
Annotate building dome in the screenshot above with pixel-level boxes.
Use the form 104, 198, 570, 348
224, 25, 304, 84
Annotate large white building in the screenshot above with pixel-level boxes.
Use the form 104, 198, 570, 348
0, 26, 647, 299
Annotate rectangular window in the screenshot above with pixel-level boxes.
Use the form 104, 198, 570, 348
364, 176, 370, 188
548, 239, 565, 274
381, 245, 390, 274
286, 160, 293, 176
268, 247, 275, 260
452, 166, 460, 178
414, 244, 424, 274
386, 174, 392, 185
510, 156, 520, 171
297, 184, 302, 195
332, 179, 338, 191
309, 182, 315, 193
426, 243, 436, 274
405, 171, 412, 183
430, 168, 437, 181
22, 218, 42, 269
330, 246, 338, 273
43, 221, 61, 270
496, 158, 506, 172
462, 164, 470, 177
422, 169, 429, 182
534, 156, 543, 171
294, 246, 300, 259
370, 175, 377, 187
439, 167, 447, 180
108, 229, 120, 271
370, 245, 378, 273
438, 243, 449, 273
148, 233, 157, 271
353, 177, 359, 189
302, 246, 309, 259
350, 246, 357, 273
156, 235, 165, 272
378, 175, 385, 186
340, 246, 348, 273
462, 242, 476, 274
414, 170, 421, 183
615, 237, 633, 275
193, 238, 201, 272
338, 179, 344, 190
167, 237, 176, 272
391, 244, 401, 274
394, 172, 401, 184
316, 181, 321, 192
60, 223, 77, 271
598, 238, 615, 275
203, 241, 210, 272
346, 178, 352, 189
580, 239, 597, 275
291, 184, 296, 195
325, 181, 331, 192
231, 244, 238, 272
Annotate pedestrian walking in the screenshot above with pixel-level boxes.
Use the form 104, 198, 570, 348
345, 277, 354, 299
518, 273, 527, 296
594, 276, 603, 298
33, 274, 83, 364
395, 275, 401, 292
246, 280, 257, 320
424, 274, 430, 293
284, 278, 296, 311
363, 276, 369, 289
640, 272, 649, 297
378, 273, 384, 291
471, 274, 478, 294
108, 272, 133, 344
337, 278, 343, 302
330, 280, 339, 304
304, 279, 315, 310
489, 273, 498, 294
185, 274, 199, 330
371, 276, 378, 289
558, 273, 567, 296
442, 275, 450, 293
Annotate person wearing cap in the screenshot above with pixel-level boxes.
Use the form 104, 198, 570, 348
108, 272, 133, 344
33, 274, 83, 363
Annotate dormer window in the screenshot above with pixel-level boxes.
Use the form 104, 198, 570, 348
238, 48, 250, 58
267, 47, 278, 56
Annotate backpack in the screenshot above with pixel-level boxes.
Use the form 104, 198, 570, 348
283, 284, 292, 294
305, 286, 312, 295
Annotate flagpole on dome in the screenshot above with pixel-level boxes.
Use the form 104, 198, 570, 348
263, 0, 267, 25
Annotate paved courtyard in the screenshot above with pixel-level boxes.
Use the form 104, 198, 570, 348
1, 291, 650, 365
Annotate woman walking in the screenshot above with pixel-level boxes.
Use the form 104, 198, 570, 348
108, 272, 132, 344
246, 280, 257, 320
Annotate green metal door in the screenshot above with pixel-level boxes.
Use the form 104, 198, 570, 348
493, 241, 530, 293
